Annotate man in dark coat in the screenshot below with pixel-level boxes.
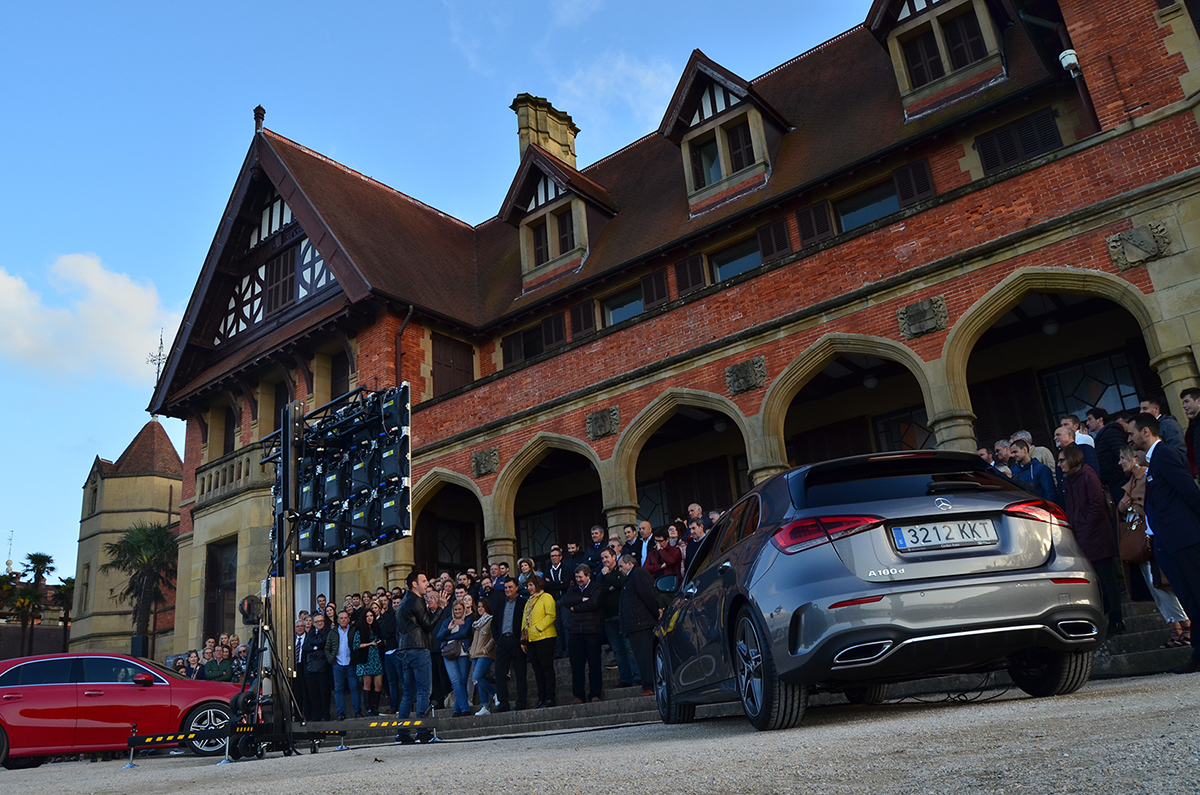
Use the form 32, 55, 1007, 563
1181, 387, 1200, 479
395, 571, 445, 720
619, 554, 659, 697
561, 563, 606, 703
598, 547, 638, 687
292, 619, 309, 719
493, 578, 528, 711
1130, 412, 1200, 674
544, 546, 571, 658
582, 525, 607, 572
304, 612, 332, 721
1087, 406, 1129, 502
378, 592, 403, 714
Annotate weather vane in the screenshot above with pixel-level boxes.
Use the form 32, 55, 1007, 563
5, 528, 12, 574
147, 329, 167, 419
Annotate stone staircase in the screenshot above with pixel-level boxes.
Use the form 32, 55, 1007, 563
310, 599, 1191, 746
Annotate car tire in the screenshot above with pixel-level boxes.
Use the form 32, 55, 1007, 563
654, 642, 695, 725
734, 606, 808, 731
1008, 649, 1093, 698
2, 755, 45, 771
844, 684, 889, 705
182, 701, 232, 757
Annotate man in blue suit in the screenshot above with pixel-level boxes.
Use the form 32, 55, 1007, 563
1130, 412, 1200, 674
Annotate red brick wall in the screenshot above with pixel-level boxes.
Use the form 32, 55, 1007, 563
1060, 0, 1191, 130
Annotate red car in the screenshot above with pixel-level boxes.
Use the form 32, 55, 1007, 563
0, 653, 241, 768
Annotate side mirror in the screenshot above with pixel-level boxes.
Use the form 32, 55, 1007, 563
654, 575, 679, 594
133, 672, 155, 687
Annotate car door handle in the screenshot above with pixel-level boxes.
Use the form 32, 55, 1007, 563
718, 561, 732, 574
682, 582, 697, 597
2, 694, 21, 701
83, 690, 105, 697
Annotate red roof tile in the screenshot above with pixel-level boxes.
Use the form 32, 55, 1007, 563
113, 420, 182, 478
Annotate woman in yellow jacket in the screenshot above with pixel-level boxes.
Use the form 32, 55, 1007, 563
522, 574, 558, 708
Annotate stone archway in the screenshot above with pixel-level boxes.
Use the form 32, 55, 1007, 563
759, 333, 938, 463
941, 267, 1163, 411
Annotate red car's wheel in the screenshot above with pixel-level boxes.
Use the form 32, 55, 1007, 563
182, 702, 231, 756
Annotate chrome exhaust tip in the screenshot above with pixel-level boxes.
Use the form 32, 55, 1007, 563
833, 640, 894, 665
1057, 620, 1098, 638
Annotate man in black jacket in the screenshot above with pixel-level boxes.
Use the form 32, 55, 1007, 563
544, 546, 570, 658
1130, 413, 1200, 674
583, 525, 607, 572
598, 547, 638, 687
619, 554, 659, 697
396, 571, 446, 719
561, 563, 606, 703
493, 578, 528, 711
1087, 406, 1128, 502
304, 612, 332, 721
292, 619, 309, 719
379, 593, 403, 714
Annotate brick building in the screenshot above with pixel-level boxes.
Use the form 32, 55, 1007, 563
149, 0, 1200, 653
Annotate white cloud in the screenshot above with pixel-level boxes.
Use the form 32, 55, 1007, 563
0, 254, 182, 385
551, 0, 602, 28
555, 51, 678, 134
443, 0, 512, 77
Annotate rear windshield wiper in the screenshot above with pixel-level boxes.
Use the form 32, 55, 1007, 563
926, 480, 1003, 494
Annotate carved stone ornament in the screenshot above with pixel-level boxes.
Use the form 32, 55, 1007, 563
1107, 221, 1171, 271
471, 447, 500, 479
725, 356, 768, 395
585, 407, 620, 441
897, 295, 949, 340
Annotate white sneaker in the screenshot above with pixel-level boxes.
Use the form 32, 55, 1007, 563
475, 706, 490, 716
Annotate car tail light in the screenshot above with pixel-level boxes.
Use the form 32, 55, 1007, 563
829, 595, 885, 609
771, 515, 883, 555
1003, 500, 1070, 527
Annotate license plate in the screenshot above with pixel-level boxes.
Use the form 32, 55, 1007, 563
891, 519, 998, 552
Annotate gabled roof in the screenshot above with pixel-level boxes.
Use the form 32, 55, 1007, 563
112, 420, 182, 479
658, 49, 792, 144
498, 144, 617, 226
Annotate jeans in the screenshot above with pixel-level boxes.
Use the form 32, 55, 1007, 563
604, 616, 638, 685
444, 654, 471, 714
1140, 560, 1189, 623
331, 663, 361, 717
383, 651, 403, 712
471, 657, 496, 708
568, 632, 604, 701
398, 648, 432, 718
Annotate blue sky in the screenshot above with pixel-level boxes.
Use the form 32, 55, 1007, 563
0, 1, 873, 581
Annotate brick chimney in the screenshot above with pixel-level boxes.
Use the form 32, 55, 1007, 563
510, 94, 579, 167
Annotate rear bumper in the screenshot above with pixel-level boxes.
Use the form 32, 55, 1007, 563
769, 573, 1106, 686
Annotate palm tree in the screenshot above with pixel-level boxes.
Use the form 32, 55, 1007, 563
11, 584, 44, 657
99, 522, 178, 642
0, 572, 15, 654
23, 552, 55, 585
50, 577, 75, 652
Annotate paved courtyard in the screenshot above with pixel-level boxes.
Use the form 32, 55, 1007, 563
4, 674, 1198, 794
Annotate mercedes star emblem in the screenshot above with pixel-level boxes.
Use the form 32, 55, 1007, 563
935, 497, 953, 511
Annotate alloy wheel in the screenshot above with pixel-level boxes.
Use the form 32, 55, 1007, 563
735, 614, 764, 716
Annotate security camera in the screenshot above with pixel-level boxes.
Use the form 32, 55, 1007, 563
1059, 49, 1081, 78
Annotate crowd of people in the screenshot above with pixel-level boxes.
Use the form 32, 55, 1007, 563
176, 389, 1200, 719
278, 503, 715, 734
976, 390, 1200, 672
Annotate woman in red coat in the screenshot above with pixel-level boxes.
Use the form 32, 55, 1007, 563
1060, 443, 1124, 633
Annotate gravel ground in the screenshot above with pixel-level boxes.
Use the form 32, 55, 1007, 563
4, 674, 1199, 795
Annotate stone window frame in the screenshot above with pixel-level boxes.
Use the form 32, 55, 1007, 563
680, 104, 771, 205
519, 194, 588, 280
886, 0, 1002, 107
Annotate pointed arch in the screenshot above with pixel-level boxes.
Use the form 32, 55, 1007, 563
758, 333, 935, 460
411, 467, 484, 524
611, 388, 751, 508
940, 267, 1162, 408
491, 433, 604, 521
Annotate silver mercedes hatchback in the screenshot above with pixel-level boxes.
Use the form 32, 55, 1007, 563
654, 450, 1106, 731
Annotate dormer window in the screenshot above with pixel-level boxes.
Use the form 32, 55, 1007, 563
659, 51, 791, 210
884, 0, 1001, 108
500, 147, 616, 284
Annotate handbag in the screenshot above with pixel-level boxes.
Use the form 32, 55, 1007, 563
351, 645, 369, 665
440, 639, 463, 659
1118, 511, 1151, 565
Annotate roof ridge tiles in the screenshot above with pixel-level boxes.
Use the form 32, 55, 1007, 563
263, 128, 474, 230
752, 24, 867, 83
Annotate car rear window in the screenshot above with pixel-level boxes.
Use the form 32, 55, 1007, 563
0, 658, 74, 686
795, 459, 1022, 509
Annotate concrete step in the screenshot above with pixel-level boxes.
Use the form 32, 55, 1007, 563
1093, 645, 1193, 678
